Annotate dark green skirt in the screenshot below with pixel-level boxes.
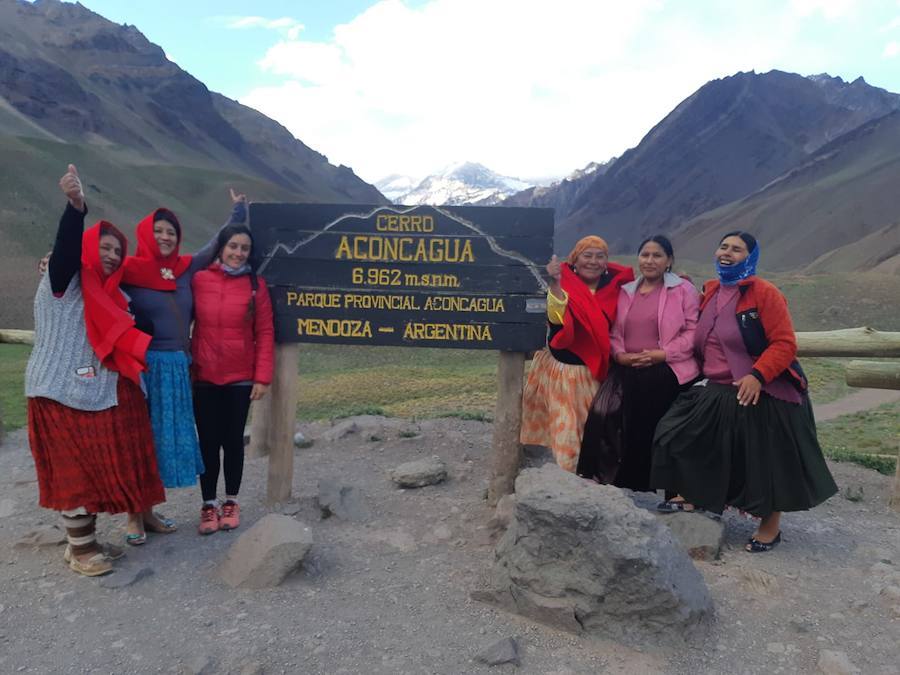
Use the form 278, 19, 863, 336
650, 382, 837, 517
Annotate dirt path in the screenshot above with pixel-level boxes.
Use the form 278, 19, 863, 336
813, 388, 900, 421
1, 417, 899, 674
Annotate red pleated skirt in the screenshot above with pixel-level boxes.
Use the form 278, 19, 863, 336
27, 378, 166, 514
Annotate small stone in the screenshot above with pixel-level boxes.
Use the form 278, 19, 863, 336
317, 479, 370, 521
219, 515, 313, 589
293, 431, 313, 448
432, 525, 452, 541
827, 613, 846, 621
0, 498, 17, 519
767, 642, 785, 654
652, 510, 725, 560
880, 586, 900, 601
389, 456, 447, 488
474, 637, 520, 667
99, 565, 154, 589
238, 661, 265, 675
14, 526, 67, 549
817, 650, 860, 675
181, 655, 212, 675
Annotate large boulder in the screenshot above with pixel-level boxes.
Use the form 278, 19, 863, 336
477, 466, 713, 646
219, 514, 313, 589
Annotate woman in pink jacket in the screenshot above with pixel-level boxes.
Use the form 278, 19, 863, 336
578, 235, 699, 490
191, 192, 274, 534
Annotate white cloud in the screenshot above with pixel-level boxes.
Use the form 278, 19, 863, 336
884, 41, 900, 57
236, 0, 877, 183
880, 16, 900, 32
220, 15, 304, 40
789, 0, 861, 20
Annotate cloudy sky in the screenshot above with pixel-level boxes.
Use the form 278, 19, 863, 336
74, 1, 900, 184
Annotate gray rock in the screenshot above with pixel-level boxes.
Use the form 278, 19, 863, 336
653, 510, 725, 560
293, 431, 313, 448
14, 525, 67, 549
317, 479, 370, 521
99, 565, 154, 589
180, 655, 212, 675
474, 637, 520, 667
219, 514, 313, 589
817, 650, 861, 675
480, 466, 712, 646
487, 494, 516, 532
319, 415, 395, 443
237, 661, 265, 675
389, 456, 447, 488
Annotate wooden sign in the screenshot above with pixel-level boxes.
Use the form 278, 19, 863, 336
250, 203, 553, 351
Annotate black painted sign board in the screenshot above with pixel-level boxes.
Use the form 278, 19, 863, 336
249, 203, 553, 350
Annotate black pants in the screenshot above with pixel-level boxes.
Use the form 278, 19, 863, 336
193, 384, 252, 502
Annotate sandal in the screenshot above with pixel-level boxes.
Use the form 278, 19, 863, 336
143, 512, 177, 534
64, 543, 125, 562
125, 532, 147, 546
656, 499, 698, 513
746, 531, 781, 553
68, 552, 113, 577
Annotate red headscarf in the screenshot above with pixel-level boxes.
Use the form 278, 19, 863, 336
121, 208, 192, 290
81, 221, 151, 385
549, 236, 634, 380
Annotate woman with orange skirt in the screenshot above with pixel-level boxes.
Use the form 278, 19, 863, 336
520, 236, 634, 472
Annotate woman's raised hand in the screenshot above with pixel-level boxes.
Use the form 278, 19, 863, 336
229, 188, 247, 204
59, 164, 85, 212
546, 255, 561, 281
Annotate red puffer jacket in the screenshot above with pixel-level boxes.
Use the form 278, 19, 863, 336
191, 264, 274, 386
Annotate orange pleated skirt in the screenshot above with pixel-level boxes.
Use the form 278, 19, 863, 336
520, 349, 599, 472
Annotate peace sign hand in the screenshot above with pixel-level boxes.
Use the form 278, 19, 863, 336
59, 164, 85, 212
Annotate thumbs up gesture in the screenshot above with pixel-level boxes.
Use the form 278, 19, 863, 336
546, 254, 562, 281
59, 164, 85, 212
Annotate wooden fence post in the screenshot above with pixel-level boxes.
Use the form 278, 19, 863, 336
487, 351, 526, 506
266, 343, 300, 504
891, 440, 900, 513
247, 396, 273, 458
845, 360, 900, 390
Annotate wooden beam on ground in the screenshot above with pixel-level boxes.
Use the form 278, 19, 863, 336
797, 327, 900, 358
0, 329, 34, 345
487, 351, 526, 506
845, 360, 900, 390
266, 343, 300, 504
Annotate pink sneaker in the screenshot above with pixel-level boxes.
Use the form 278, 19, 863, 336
198, 504, 219, 535
219, 501, 240, 531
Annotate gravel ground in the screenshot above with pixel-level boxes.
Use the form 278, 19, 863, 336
0, 415, 898, 675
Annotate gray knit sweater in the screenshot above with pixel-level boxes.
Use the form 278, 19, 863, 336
25, 274, 119, 411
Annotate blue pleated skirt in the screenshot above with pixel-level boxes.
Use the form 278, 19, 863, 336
145, 350, 204, 488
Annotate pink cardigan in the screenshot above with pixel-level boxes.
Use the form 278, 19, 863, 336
609, 273, 700, 384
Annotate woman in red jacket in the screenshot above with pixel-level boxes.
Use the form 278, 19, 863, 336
191, 193, 274, 534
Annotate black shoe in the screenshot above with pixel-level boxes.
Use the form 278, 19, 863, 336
746, 531, 782, 553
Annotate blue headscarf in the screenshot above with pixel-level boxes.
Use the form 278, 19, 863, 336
716, 233, 759, 285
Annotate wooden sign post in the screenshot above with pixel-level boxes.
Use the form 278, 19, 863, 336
250, 203, 553, 503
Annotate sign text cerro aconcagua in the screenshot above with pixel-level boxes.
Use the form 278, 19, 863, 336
249, 203, 553, 351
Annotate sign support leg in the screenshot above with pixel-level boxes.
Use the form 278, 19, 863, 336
267, 343, 300, 504
247, 396, 273, 458
488, 351, 526, 506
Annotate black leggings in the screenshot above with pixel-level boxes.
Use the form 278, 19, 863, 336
193, 384, 252, 502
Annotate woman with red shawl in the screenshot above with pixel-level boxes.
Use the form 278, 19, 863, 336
520, 236, 634, 472
25, 165, 165, 576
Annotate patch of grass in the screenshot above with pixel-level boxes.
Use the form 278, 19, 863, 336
0, 344, 30, 431
436, 410, 494, 423
803, 357, 851, 404
817, 401, 900, 476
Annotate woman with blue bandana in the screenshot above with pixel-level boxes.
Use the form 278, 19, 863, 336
650, 232, 836, 553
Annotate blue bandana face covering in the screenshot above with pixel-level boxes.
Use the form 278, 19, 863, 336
716, 244, 759, 285
222, 262, 251, 276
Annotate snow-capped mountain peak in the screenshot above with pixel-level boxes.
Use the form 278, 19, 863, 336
379, 162, 535, 206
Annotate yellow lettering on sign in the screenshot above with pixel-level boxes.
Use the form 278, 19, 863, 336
376, 214, 435, 232
422, 296, 505, 312
335, 235, 474, 263
342, 294, 420, 310
297, 318, 373, 338
402, 322, 493, 342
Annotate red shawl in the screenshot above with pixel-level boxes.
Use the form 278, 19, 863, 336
81, 222, 151, 385
549, 261, 634, 380
121, 208, 192, 290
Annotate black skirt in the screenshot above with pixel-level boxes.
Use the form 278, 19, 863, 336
650, 382, 838, 517
578, 363, 682, 491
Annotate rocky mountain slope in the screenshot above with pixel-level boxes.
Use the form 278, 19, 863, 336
673, 110, 900, 272
512, 71, 900, 256
0, 0, 386, 328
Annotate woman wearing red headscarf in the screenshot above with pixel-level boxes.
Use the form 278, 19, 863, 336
25, 165, 165, 576
520, 236, 634, 472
